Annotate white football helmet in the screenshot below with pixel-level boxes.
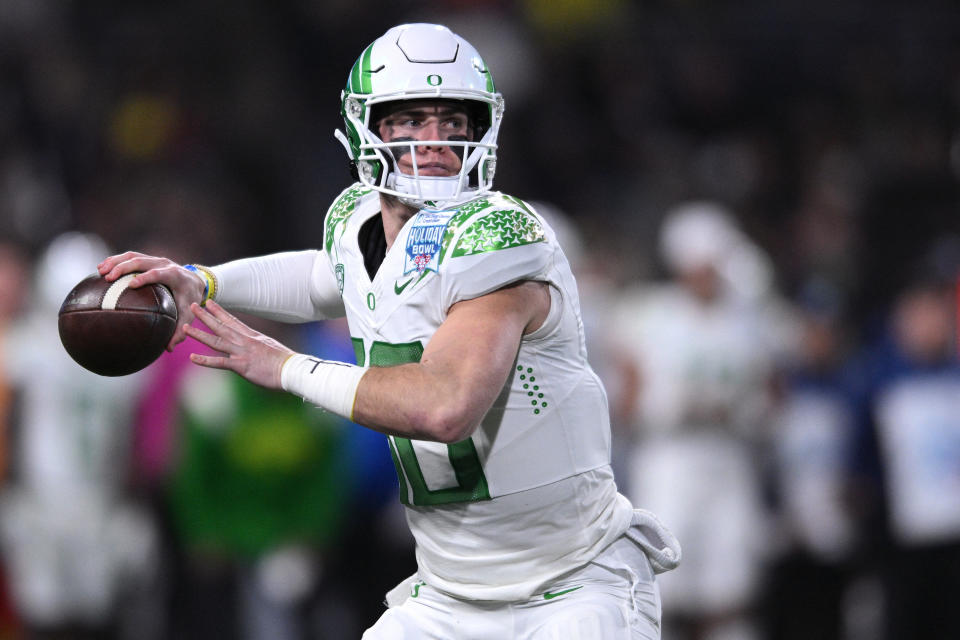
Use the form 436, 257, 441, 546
335, 24, 504, 206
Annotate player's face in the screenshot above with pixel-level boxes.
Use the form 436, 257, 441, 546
894, 286, 953, 362
376, 101, 473, 177
678, 263, 721, 302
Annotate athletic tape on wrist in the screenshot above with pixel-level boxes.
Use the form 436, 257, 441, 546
280, 353, 366, 420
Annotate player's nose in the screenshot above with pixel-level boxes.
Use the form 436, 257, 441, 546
420, 119, 442, 139
415, 120, 448, 150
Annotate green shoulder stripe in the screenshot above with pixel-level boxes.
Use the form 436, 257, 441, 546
325, 184, 370, 252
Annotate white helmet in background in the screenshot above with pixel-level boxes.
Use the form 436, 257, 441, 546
335, 23, 504, 206
659, 201, 740, 275
660, 201, 774, 300
35, 231, 110, 311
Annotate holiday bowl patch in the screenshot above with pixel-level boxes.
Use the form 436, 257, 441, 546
404, 210, 454, 276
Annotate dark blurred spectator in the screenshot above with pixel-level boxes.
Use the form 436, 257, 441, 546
853, 262, 960, 640
762, 278, 861, 640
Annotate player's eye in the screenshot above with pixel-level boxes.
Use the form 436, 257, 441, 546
382, 116, 419, 129
391, 116, 426, 129
443, 117, 468, 130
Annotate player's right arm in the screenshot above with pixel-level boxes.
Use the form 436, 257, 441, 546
208, 251, 345, 322
98, 249, 344, 349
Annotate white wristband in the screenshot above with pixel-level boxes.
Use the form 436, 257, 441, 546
280, 353, 367, 420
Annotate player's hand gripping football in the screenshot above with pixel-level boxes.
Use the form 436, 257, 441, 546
184, 301, 294, 390
98, 251, 207, 350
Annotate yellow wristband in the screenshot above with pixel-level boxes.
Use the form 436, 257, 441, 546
188, 264, 218, 305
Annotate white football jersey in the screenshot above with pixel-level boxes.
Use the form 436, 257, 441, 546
323, 184, 634, 600
614, 284, 776, 437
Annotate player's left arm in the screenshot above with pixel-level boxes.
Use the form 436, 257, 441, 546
186, 280, 551, 443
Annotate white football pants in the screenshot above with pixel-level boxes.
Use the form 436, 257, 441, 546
362, 535, 662, 640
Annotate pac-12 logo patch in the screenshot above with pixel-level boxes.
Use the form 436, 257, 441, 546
403, 211, 453, 276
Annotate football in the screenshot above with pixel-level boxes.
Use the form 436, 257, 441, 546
58, 273, 177, 376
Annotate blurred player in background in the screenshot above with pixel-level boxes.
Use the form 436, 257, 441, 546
0, 233, 159, 640
612, 203, 794, 640
0, 242, 29, 485
165, 357, 350, 640
0, 241, 30, 637
97, 23, 680, 639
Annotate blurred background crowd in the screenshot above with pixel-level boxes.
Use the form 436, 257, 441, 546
0, 1, 959, 639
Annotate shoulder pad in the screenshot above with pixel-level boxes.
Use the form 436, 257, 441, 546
438, 193, 546, 263
325, 183, 372, 252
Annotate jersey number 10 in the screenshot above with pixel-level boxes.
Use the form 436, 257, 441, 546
353, 338, 491, 506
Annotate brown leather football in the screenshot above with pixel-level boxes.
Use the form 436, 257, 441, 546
58, 273, 177, 376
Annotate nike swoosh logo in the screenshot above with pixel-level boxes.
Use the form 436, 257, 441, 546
394, 277, 415, 295
543, 585, 583, 600
394, 271, 431, 295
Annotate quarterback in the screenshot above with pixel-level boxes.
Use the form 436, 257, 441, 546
98, 23, 680, 638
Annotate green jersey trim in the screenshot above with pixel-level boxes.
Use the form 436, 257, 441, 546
436, 193, 544, 265
437, 196, 495, 264
325, 184, 371, 253
451, 208, 545, 258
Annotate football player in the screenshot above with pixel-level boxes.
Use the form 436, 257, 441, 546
98, 23, 680, 639
612, 203, 784, 640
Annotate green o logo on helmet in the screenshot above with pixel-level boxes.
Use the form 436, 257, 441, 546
427, 74, 443, 86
